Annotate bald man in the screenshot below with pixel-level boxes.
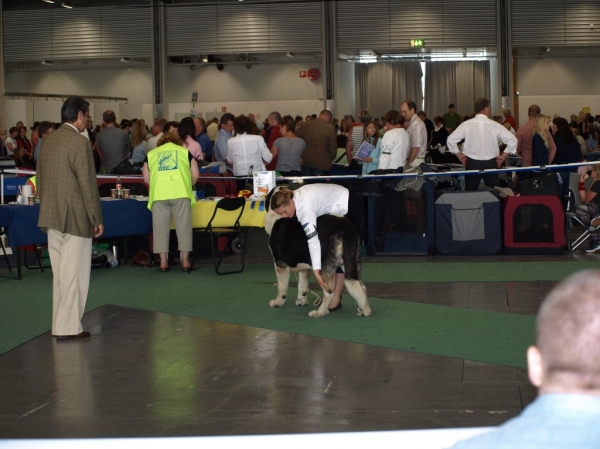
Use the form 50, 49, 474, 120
450, 270, 600, 448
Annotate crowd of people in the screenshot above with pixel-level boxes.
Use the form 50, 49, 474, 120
5, 101, 600, 254
4, 101, 600, 182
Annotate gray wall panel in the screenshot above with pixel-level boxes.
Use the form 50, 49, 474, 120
512, 0, 600, 46
338, 0, 497, 52
3, 6, 151, 62
166, 1, 322, 56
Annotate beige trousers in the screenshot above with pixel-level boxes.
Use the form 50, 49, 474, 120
47, 228, 92, 336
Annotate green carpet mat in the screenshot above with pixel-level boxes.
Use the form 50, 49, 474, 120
2, 261, 597, 366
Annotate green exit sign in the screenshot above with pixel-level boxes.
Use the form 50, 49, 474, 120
410, 39, 425, 48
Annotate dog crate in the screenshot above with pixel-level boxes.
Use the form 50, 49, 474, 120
504, 195, 565, 254
435, 190, 501, 255
366, 180, 435, 255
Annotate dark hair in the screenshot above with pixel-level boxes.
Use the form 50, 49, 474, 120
102, 110, 116, 123
363, 121, 379, 147
38, 121, 54, 138
553, 117, 576, 146
268, 112, 282, 123
220, 113, 235, 126
9, 126, 17, 135
384, 110, 403, 126
120, 119, 132, 129
61, 96, 90, 123
319, 110, 332, 122
404, 100, 417, 113
163, 121, 179, 133
433, 116, 443, 125
295, 115, 303, 122
448, 103, 455, 109
233, 115, 252, 135
280, 115, 296, 133
195, 117, 206, 130
178, 117, 195, 142
528, 104, 541, 118
474, 98, 490, 114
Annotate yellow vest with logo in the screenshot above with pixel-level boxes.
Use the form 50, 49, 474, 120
147, 142, 194, 210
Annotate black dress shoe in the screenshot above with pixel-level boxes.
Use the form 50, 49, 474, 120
55, 331, 91, 341
328, 302, 343, 312
182, 265, 196, 273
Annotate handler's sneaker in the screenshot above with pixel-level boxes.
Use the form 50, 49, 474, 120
585, 241, 600, 253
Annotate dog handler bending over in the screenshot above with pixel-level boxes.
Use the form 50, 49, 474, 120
270, 184, 363, 312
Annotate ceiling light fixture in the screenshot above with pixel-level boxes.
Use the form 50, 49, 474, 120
202, 55, 208, 62
41, 60, 54, 65
42, 0, 55, 3
61, 2, 73, 8
286, 52, 295, 58
120, 57, 131, 63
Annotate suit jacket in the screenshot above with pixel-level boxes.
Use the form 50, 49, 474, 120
295, 119, 337, 171
96, 125, 133, 172
37, 124, 103, 238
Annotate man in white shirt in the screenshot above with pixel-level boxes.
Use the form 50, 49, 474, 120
146, 117, 167, 152
378, 110, 410, 171
447, 98, 517, 191
401, 100, 428, 168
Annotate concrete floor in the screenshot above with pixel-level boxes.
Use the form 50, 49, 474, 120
7, 250, 594, 438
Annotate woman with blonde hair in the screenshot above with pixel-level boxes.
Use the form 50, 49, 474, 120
130, 119, 148, 164
270, 183, 363, 312
531, 114, 551, 167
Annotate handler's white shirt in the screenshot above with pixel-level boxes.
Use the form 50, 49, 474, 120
378, 127, 410, 170
447, 114, 517, 160
294, 184, 349, 271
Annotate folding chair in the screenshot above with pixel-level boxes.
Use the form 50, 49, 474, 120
0, 228, 12, 272
191, 197, 246, 275
565, 173, 599, 250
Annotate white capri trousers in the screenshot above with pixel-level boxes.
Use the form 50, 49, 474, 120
151, 198, 193, 253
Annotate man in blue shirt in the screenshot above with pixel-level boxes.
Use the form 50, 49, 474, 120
213, 113, 235, 163
193, 117, 212, 161
450, 270, 600, 449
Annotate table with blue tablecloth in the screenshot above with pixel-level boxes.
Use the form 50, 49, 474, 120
0, 199, 152, 279
1, 177, 28, 201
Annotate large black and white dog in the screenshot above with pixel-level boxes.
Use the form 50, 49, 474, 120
264, 186, 371, 318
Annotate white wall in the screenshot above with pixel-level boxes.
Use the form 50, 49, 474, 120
5, 67, 153, 104
516, 56, 600, 125
4, 62, 327, 123
5, 99, 33, 129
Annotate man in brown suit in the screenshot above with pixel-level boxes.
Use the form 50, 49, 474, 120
37, 96, 104, 340
296, 109, 337, 176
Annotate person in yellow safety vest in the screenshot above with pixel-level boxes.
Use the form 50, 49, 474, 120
26, 175, 37, 196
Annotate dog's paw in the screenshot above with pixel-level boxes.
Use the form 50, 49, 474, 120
308, 309, 328, 318
269, 299, 285, 308
296, 297, 309, 306
357, 307, 372, 317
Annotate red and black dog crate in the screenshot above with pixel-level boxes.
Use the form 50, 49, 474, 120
503, 195, 565, 254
